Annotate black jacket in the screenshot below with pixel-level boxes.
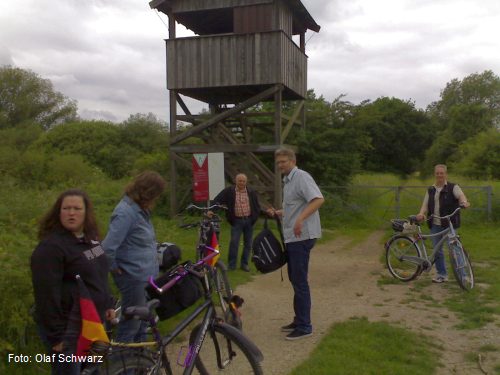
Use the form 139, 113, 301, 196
31, 230, 114, 346
212, 186, 261, 226
427, 182, 461, 229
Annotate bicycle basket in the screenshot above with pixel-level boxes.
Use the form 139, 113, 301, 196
391, 219, 407, 232
402, 223, 418, 234
145, 262, 203, 321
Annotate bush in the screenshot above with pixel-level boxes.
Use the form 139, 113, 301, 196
453, 129, 500, 179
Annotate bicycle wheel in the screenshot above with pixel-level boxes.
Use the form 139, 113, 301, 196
81, 349, 156, 375
448, 240, 474, 291
189, 322, 263, 375
385, 235, 422, 281
213, 261, 233, 319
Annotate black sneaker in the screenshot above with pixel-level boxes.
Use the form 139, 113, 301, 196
240, 264, 250, 272
281, 322, 297, 332
285, 329, 312, 341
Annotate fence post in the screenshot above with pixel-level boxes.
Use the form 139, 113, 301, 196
486, 186, 492, 221
395, 186, 401, 218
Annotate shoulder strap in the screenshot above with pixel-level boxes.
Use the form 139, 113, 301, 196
273, 216, 285, 245
263, 216, 269, 229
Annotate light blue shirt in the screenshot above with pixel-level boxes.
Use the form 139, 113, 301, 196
282, 167, 323, 243
102, 195, 158, 281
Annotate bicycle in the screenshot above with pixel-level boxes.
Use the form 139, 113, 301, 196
180, 204, 234, 326
82, 249, 263, 374
385, 206, 474, 291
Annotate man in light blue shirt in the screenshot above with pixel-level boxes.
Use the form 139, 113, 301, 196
267, 148, 324, 340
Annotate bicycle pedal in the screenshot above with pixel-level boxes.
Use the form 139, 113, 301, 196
177, 345, 194, 368
421, 261, 431, 271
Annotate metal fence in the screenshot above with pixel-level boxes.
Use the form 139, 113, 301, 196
319, 185, 494, 228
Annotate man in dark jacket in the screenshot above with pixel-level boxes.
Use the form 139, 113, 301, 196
416, 164, 470, 283
212, 173, 261, 271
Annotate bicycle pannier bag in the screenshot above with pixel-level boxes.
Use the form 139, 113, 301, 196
157, 242, 182, 271
145, 262, 203, 320
252, 216, 286, 274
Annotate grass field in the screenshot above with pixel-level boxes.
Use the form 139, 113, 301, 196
289, 222, 500, 374
1, 173, 498, 374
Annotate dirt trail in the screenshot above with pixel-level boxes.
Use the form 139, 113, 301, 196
235, 231, 500, 374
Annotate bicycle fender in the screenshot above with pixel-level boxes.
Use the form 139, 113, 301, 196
215, 322, 264, 362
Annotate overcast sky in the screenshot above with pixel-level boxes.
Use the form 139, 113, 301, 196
1, 0, 499, 123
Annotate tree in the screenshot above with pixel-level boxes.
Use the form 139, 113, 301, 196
346, 97, 433, 175
0, 66, 77, 129
452, 128, 500, 179
295, 92, 370, 186
33, 117, 170, 179
423, 70, 500, 172
119, 113, 169, 154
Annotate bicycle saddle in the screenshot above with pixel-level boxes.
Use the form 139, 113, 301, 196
123, 299, 160, 321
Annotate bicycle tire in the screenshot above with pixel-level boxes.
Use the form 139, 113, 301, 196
385, 235, 423, 281
81, 350, 156, 375
448, 240, 474, 291
189, 322, 263, 375
214, 261, 233, 319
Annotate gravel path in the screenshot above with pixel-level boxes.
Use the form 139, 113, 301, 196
235, 231, 500, 374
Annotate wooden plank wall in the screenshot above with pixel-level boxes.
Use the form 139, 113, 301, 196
166, 31, 306, 96
274, 0, 292, 37
172, 0, 271, 13
234, 4, 273, 34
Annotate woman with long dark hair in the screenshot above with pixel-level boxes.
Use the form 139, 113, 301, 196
31, 189, 115, 375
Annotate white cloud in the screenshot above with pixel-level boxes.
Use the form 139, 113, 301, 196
1, 0, 499, 122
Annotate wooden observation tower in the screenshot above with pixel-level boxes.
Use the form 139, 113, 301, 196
149, 0, 320, 214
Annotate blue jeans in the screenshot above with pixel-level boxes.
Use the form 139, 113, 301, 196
431, 225, 447, 277
286, 239, 316, 334
113, 273, 148, 342
228, 218, 253, 269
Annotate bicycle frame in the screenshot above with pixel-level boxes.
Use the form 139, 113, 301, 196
149, 248, 234, 374
183, 204, 234, 315
397, 207, 461, 270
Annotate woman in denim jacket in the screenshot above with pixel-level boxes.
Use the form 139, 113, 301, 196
103, 171, 166, 342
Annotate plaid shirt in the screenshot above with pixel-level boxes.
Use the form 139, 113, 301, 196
234, 188, 251, 217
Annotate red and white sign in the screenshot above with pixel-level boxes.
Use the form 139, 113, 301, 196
192, 153, 225, 202
192, 154, 209, 202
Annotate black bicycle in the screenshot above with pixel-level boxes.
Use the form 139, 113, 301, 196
82, 249, 263, 374
181, 204, 234, 326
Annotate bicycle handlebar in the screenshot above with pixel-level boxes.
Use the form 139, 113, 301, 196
429, 206, 462, 220
186, 203, 227, 211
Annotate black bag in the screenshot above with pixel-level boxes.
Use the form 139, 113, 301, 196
157, 242, 182, 271
252, 216, 286, 273
145, 262, 203, 321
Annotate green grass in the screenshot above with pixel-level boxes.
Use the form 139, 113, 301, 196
290, 317, 441, 375
441, 223, 500, 329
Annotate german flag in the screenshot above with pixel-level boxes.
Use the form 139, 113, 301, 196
75, 275, 109, 356
205, 230, 221, 267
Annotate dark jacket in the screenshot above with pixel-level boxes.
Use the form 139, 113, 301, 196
31, 230, 114, 346
212, 186, 261, 226
427, 182, 460, 229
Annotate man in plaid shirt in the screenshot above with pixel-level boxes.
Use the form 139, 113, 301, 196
212, 173, 261, 271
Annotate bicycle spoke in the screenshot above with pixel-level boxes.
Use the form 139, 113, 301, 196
386, 236, 422, 281
448, 242, 474, 291
191, 324, 262, 374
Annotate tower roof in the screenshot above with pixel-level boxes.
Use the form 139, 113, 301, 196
150, 0, 320, 34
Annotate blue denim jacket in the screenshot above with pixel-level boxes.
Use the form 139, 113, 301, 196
102, 195, 158, 281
